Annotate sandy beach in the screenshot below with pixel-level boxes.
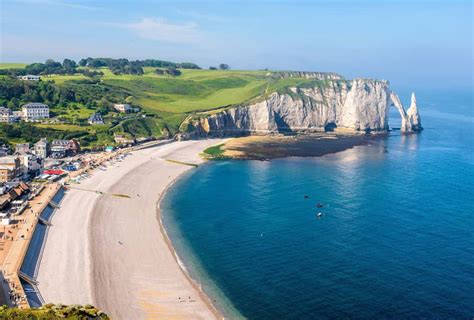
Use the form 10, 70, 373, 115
36, 139, 224, 319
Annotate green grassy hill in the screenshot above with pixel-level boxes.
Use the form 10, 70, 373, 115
0, 63, 27, 69
0, 62, 331, 149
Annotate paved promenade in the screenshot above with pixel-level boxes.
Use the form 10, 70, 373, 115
0, 183, 60, 308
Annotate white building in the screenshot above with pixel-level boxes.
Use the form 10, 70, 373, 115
18, 75, 41, 81
34, 138, 49, 158
22, 103, 49, 121
18, 154, 42, 175
113, 103, 132, 113
0, 107, 17, 123
15, 143, 30, 154
88, 112, 104, 124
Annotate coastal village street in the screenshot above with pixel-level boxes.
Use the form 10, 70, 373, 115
0, 138, 180, 310
0, 183, 60, 308
0, 140, 161, 308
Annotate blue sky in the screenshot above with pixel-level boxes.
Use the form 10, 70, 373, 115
0, 0, 472, 89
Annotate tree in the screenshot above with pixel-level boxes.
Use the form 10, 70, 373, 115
78, 59, 88, 67
209, 66, 217, 70
219, 64, 230, 70
45, 59, 61, 68
62, 59, 77, 74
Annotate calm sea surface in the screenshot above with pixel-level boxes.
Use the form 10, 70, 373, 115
162, 89, 474, 319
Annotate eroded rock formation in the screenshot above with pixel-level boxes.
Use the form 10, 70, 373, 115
184, 78, 422, 138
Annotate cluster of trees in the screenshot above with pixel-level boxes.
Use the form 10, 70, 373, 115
209, 64, 230, 70
77, 58, 201, 74
0, 76, 127, 111
0, 59, 79, 76
0, 122, 88, 143
154, 67, 182, 76
139, 59, 200, 69
78, 58, 144, 75
0, 58, 202, 77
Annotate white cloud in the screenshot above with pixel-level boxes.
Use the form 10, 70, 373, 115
118, 18, 203, 44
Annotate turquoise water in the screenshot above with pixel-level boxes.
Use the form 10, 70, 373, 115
162, 89, 474, 319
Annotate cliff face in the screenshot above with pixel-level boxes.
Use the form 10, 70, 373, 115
186, 79, 421, 138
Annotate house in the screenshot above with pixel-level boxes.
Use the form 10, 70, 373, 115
51, 139, 80, 158
68, 139, 80, 155
0, 182, 30, 216
15, 143, 30, 155
50, 140, 69, 158
18, 154, 42, 176
113, 103, 132, 113
0, 156, 21, 182
0, 107, 19, 123
22, 102, 49, 121
12, 110, 22, 120
18, 75, 41, 81
88, 112, 104, 124
34, 138, 49, 158
0, 107, 16, 123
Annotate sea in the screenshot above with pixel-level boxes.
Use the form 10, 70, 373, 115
161, 88, 474, 319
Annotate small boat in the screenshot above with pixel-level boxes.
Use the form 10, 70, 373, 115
316, 203, 323, 208
304, 195, 309, 199
317, 212, 323, 218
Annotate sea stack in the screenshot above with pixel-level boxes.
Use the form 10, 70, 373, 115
407, 92, 423, 131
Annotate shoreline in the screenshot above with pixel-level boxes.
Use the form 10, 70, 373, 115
37, 140, 226, 319
34, 134, 375, 318
156, 173, 224, 319
202, 132, 387, 160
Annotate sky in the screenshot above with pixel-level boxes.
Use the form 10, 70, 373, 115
0, 0, 472, 90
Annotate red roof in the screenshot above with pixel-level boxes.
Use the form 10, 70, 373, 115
44, 169, 64, 175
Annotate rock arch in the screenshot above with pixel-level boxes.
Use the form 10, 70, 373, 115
390, 92, 422, 132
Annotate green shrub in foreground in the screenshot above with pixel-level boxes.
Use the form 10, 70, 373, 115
0, 304, 109, 319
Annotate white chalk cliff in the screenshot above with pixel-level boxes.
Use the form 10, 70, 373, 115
185, 78, 422, 137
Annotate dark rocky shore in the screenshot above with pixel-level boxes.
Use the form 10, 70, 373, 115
210, 133, 387, 160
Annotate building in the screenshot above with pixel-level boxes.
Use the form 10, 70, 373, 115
50, 140, 69, 158
18, 75, 41, 81
0, 107, 19, 123
88, 112, 104, 125
0, 107, 15, 123
22, 103, 49, 121
15, 143, 30, 155
18, 154, 42, 176
68, 139, 80, 155
34, 138, 49, 158
12, 110, 22, 120
113, 103, 132, 113
50, 139, 80, 158
0, 156, 21, 182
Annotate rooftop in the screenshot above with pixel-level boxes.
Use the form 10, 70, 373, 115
22, 102, 49, 108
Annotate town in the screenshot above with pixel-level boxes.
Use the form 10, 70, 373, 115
0, 131, 164, 309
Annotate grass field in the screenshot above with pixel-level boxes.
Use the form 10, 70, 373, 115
0, 63, 327, 146
0, 63, 27, 69
3, 64, 315, 115
42, 68, 310, 115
